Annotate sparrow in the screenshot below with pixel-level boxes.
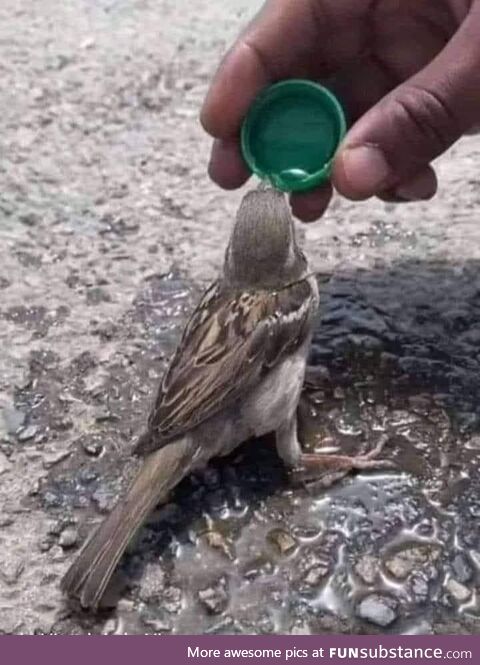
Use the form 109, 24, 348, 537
61, 187, 390, 610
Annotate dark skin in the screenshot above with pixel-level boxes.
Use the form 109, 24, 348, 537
201, 0, 480, 221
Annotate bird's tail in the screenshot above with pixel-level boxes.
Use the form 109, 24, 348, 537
61, 438, 196, 610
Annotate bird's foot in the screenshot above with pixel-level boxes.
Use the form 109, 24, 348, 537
290, 435, 395, 488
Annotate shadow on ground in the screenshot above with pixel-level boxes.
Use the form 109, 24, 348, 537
13, 258, 480, 634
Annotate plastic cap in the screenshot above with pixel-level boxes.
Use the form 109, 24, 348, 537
241, 79, 347, 193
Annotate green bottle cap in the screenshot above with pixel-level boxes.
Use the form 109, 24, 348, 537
241, 79, 347, 193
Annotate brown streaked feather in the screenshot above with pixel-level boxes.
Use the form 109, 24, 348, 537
134, 278, 316, 456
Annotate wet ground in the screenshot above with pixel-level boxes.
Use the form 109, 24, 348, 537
2, 0, 480, 636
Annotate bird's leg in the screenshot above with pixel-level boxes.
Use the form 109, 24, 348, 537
275, 416, 303, 468
292, 435, 394, 487
277, 405, 394, 488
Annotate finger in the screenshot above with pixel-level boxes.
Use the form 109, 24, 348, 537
208, 139, 251, 190
201, 0, 364, 139
332, 2, 480, 200
377, 166, 438, 203
201, 39, 270, 140
290, 185, 333, 222
328, 25, 444, 128
465, 122, 480, 135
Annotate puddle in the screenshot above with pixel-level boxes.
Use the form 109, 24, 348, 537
16, 262, 480, 634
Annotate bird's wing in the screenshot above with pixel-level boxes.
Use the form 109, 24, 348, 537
134, 277, 317, 455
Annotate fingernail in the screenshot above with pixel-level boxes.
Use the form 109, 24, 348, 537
339, 145, 391, 198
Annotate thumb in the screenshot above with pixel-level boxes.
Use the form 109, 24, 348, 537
333, 2, 480, 200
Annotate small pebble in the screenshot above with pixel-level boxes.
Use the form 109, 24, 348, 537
385, 544, 439, 580
141, 616, 172, 633
17, 424, 39, 442
206, 531, 235, 561
82, 440, 104, 457
162, 586, 183, 614
59, 527, 78, 549
409, 573, 430, 603
51, 545, 67, 562
198, 578, 229, 615
38, 538, 53, 553
355, 555, 379, 585
102, 618, 119, 635
267, 528, 297, 556
451, 553, 473, 583
1, 404, 25, 434
138, 564, 165, 603
446, 579, 471, 603
357, 594, 398, 627
302, 565, 329, 587
80, 37, 95, 50
47, 519, 69, 536
92, 487, 116, 513
43, 491, 62, 508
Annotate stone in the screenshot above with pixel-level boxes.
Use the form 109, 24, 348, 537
82, 439, 104, 457
385, 544, 439, 580
80, 37, 95, 50
17, 424, 39, 442
38, 538, 53, 553
355, 555, 379, 585
42, 491, 62, 508
290, 621, 312, 635
356, 594, 398, 627
0, 403, 25, 438
141, 616, 172, 633
92, 487, 116, 513
50, 416, 73, 432
451, 553, 473, 583
162, 586, 183, 614
138, 564, 165, 603
102, 619, 119, 635
198, 578, 229, 615
446, 579, 471, 603
409, 573, 430, 603
267, 528, 297, 556
302, 565, 329, 587
48, 519, 69, 536
205, 531, 235, 561
59, 527, 78, 549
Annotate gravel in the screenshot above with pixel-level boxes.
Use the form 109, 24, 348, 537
356, 594, 399, 628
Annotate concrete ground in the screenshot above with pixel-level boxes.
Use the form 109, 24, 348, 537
1, 0, 480, 635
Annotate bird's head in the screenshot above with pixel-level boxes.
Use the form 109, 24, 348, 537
224, 188, 307, 290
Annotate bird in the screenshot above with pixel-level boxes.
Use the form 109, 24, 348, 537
61, 187, 390, 610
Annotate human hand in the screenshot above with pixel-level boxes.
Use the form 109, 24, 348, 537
201, 0, 480, 221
